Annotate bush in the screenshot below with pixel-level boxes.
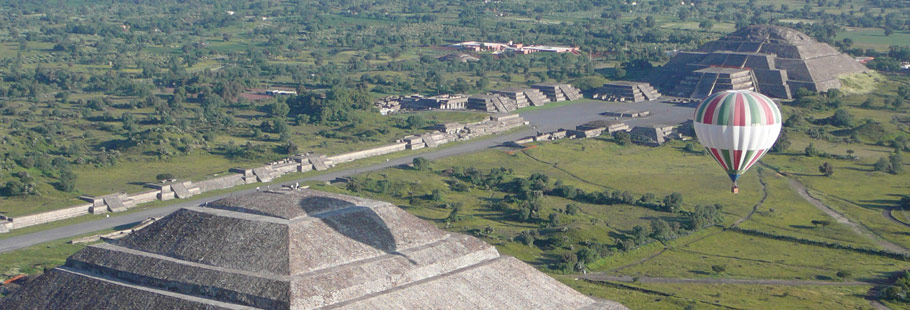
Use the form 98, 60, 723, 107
58, 170, 77, 192
711, 265, 726, 274
156, 173, 175, 181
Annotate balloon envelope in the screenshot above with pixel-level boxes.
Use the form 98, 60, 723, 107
693, 90, 782, 185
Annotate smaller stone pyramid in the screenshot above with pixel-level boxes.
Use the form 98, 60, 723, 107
656, 25, 869, 99
0, 189, 625, 310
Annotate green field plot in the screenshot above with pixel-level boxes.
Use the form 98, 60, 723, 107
837, 28, 910, 50
617, 231, 909, 281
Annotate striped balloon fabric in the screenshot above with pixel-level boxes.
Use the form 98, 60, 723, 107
693, 90, 782, 191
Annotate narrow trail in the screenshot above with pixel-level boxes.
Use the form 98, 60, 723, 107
519, 150, 609, 190
581, 273, 880, 286
867, 286, 892, 310
731, 169, 769, 227
608, 247, 669, 273
883, 208, 910, 228
786, 177, 908, 254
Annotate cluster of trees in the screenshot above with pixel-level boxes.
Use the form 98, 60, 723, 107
874, 151, 904, 174
882, 271, 910, 302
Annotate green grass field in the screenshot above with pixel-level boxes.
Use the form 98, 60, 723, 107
837, 27, 910, 50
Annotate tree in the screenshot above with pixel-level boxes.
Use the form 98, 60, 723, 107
576, 247, 598, 265
548, 213, 560, 227
614, 131, 632, 146
58, 169, 77, 192
631, 225, 649, 245
650, 219, 674, 241
711, 265, 726, 274
875, 157, 891, 172
830, 109, 853, 127
698, 20, 714, 30
819, 162, 834, 177
267, 101, 290, 118
156, 173, 175, 181
771, 130, 791, 153
565, 204, 580, 215
811, 219, 832, 228
900, 195, 910, 210
836, 270, 852, 280
2, 180, 26, 196
663, 192, 683, 213
412, 157, 430, 171
406, 115, 426, 129
805, 143, 820, 157
890, 151, 904, 174
892, 97, 904, 110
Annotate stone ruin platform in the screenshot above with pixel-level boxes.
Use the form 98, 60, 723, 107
1, 189, 626, 310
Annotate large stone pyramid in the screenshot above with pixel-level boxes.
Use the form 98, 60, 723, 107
0, 189, 625, 309
656, 25, 869, 99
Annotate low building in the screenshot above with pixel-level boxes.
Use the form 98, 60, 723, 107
467, 94, 517, 113
403, 94, 468, 110
603, 110, 650, 118
531, 83, 582, 102
432, 122, 463, 134
265, 89, 298, 96
593, 81, 661, 102
491, 88, 550, 107
630, 124, 677, 146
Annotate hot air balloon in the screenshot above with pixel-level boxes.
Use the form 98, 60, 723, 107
693, 90, 782, 193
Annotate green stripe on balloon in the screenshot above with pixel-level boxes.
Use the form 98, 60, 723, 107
745, 94, 761, 125
716, 94, 734, 126
720, 149, 733, 171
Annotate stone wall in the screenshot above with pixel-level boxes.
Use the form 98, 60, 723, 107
4, 204, 93, 230
1, 115, 529, 233
328, 143, 408, 164
128, 190, 160, 205
195, 174, 246, 193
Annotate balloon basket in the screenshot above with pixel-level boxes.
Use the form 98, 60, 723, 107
731, 186, 739, 194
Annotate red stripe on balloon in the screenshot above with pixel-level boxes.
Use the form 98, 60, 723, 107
703, 95, 723, 125
745, 149, 765, 170
732, 149, 743, 170
710, 148, 728, 170
734, 93, 746, 126
759, 96, 774, 125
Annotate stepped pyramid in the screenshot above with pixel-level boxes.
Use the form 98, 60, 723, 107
655, 25, 869, 99
594, 81, 662, 102
466, 94, 519, 113
532, 83, 583, 102
671, 67, 756, 99
492, 88, 551, 107
0, 189, 625, 310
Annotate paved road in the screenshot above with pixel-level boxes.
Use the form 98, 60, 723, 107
0, 99, 694, 254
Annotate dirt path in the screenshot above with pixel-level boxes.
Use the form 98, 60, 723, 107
786, 177, 908, 254
580, 273, 881, 286
519, 150, 610, 190
883, 208, 910, 228
732, 169, 769, 227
